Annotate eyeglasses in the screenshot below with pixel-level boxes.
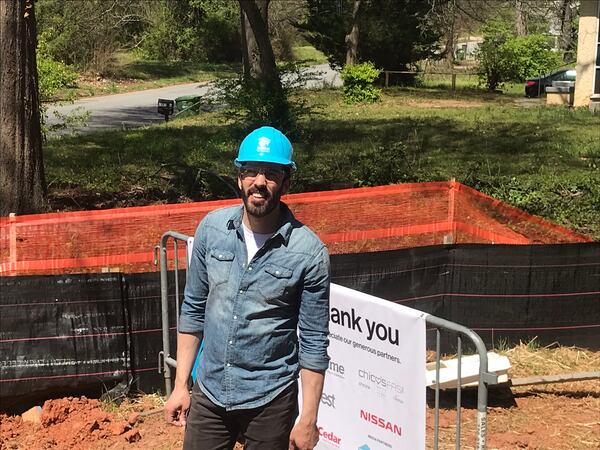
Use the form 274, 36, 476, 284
239, 166, 286, 182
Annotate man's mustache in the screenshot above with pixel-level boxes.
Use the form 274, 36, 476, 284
248, 187, 271, 198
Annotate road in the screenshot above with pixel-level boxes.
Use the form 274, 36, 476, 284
45, 64, 341, 135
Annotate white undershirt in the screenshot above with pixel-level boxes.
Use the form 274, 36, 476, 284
242, 223, 274, 263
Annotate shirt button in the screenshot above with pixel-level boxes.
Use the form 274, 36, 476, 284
239, 289, 243, 294
227, 363, 231, 367
229, 340, 233, 345
275, 270, 280, 275
248, 266, 253, 271
233, 315, 237, 320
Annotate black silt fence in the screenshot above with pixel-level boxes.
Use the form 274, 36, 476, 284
331, 243, 600, 351
1, 243, 598, 412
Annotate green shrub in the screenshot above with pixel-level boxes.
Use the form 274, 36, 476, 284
206, 63, 317, 136
37, 30, 78, 101
340, 62, 382, 103
476, 19, 563, 91
37, 54, 78, 101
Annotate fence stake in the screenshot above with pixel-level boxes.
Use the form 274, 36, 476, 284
456, 335, 462, 449
9, 213, 17, 275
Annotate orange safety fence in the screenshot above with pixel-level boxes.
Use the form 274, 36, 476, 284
0, 182, 591, 276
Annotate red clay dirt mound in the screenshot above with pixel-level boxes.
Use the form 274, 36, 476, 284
0, 396, 141, 450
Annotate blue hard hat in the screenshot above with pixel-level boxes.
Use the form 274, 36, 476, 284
235, 126, 296, 171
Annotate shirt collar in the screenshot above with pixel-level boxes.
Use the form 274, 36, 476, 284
226, 202, 294, 246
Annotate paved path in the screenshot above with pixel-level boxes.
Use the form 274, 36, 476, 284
46, 64, 341, 135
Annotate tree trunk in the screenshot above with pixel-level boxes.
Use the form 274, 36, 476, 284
0, 0, 46, 216
558, 0, 574, 62
515, 0, 527, 36
444, 2, 457, 68
238, 0, 279, 86
345, 0, 361, 65
238, 0, 290, 129
240, 6, 251, 78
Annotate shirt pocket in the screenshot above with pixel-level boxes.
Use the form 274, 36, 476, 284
259, 264, 294, 305
207, 249, 234, 288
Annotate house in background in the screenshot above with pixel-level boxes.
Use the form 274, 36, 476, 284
453, 36, 483, 62
574, 0, 600, 110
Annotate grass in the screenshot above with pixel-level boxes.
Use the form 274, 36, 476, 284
44, 87, 600, 238
417, 72, 524, 96
55, 51, 239, 99
500, 341, 600, 378
291, 45, 328, 66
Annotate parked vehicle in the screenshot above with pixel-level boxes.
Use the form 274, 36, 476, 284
525, 69, 576, 97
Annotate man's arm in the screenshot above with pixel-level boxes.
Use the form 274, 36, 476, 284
163, 332, 202, 426
291, 245, 331, 449
289, 368, 325, 450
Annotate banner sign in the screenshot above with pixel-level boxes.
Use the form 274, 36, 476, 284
308, 283, 427, 450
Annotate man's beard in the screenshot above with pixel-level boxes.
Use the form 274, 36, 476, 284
241, 184, 283, 218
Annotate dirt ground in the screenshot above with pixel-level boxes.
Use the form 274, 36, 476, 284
1, 345, 598, 450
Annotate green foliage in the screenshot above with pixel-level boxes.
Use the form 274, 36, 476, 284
37, 50, 78, 101
340, 62, 381, 103
350, 141, 411, 186
473, 172, 600, 236
36, 0, 240, 72
141, 0, 240, 63
299, 0, 442, 69
37, 34, 87, 137
205, 63, 317, 135
36, 0, 142, 72
476, 19, 563, 91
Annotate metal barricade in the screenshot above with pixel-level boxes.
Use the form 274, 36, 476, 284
156, 231, 192, 397
425, 315, 497, 450
156, 230, 495, 449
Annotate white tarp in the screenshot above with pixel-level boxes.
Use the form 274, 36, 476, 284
306, 283, 427, 450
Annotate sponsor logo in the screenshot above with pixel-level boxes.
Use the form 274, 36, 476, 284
359, 410, 402, 436
320, 392, 336, 408
318, 427, 341, 446
257, 137, 271, 154
358, 369, 404, 401
358, 445, 371, 450
328, 360, 345, 378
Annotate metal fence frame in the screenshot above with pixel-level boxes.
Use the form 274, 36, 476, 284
156, 230, 496, 449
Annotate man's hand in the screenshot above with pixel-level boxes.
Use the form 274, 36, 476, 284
288, 419, 319, 450
164, 386, 191, 427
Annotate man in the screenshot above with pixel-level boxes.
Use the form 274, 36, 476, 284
164, 126, 331, 450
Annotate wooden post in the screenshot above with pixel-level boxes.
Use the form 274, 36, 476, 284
446, 178, 456, 244
9, 213, 17, 274
385, 71, 389, 88
451, 73, 456, 93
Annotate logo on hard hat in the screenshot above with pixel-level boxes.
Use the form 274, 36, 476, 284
257, 136, 271, 155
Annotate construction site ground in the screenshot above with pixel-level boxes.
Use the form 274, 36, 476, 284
1, 344, 598, 450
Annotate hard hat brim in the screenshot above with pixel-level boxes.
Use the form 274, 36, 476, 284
234, 158, 297, 172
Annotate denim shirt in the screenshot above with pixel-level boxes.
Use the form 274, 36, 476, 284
179, 203, 330, 411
